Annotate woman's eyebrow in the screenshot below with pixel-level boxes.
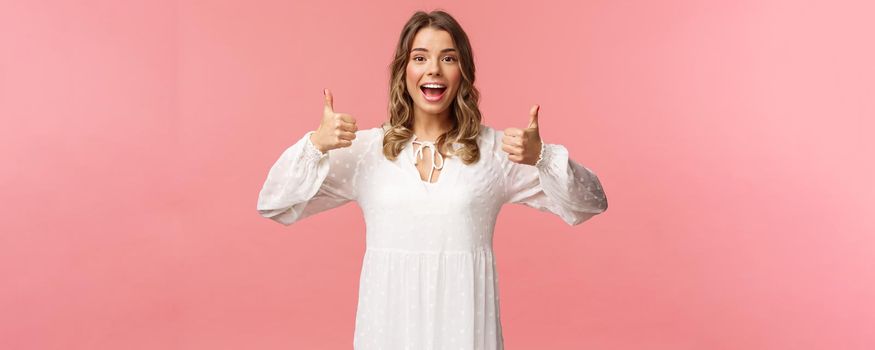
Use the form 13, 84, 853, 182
410, 48, 458, 53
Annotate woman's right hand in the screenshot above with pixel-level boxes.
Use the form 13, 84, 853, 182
310, 88, 358, 153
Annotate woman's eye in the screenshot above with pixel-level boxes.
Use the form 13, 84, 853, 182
411, 56, 455, 62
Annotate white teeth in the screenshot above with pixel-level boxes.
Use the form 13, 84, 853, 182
422, 83, 446, 88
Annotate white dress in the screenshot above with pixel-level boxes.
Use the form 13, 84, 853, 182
256, 124, 608, 350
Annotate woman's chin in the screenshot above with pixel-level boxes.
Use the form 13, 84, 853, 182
414, 98, 453, 115
417, 105, 450, 116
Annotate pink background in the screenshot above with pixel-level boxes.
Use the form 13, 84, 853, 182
2, 0, 873, 349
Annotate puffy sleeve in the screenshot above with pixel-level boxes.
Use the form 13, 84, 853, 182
495, 129, 608, 226
256, 129, 372, 226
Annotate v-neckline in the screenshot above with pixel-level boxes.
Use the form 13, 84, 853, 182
406, 136, 451, 191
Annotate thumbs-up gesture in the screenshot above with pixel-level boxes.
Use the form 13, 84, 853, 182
501, 104, 543, 166
310, 88, 358, 153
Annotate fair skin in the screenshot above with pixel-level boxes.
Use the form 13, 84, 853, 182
403, 27, 461, 182
311, 28, 543, 170
310, 88, 357, 153
501, 104, 543, 166
405, 27, 460, 142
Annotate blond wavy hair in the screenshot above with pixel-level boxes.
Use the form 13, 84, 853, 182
381, 10, 483, 165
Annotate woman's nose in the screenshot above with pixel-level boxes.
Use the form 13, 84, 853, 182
427, 59, 441, 75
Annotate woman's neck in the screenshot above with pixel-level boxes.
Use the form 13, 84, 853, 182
411, 110, 453, 141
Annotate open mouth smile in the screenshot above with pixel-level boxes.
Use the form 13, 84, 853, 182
419, 82, 447, 102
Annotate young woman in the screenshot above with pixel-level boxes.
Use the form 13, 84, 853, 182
257, 10, 608, 350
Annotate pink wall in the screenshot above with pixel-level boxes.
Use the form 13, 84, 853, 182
2, 0, 873, 349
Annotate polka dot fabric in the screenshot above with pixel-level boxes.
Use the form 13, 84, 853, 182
257, 124, 608, 349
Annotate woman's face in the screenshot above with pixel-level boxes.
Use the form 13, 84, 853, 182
405, 27, 462, 118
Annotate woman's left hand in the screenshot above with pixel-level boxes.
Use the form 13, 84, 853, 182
501, 104, 543, 166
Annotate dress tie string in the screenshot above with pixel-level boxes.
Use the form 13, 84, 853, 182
412, 135, 444, 183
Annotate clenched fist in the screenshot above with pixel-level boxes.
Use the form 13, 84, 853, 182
501, 104, 543, 166
310, 88, 358, 153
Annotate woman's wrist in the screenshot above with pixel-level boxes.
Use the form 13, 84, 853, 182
309, 131, 327, 153
533, 140, 546, 168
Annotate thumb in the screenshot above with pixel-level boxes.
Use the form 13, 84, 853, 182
527, 104, 539, 129
323, 88, 334, 113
